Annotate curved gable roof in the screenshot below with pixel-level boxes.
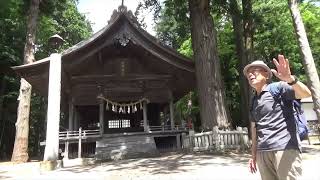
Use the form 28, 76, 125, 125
13, 5, 194, 73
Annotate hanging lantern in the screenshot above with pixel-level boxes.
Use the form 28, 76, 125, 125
140, 102, 143, 110
112, 104, 115, 112
134, 105, 137, 112
127, 106, 130, 113
119, 106, 123, 113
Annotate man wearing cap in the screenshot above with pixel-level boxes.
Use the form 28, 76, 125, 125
243, 54, 311, 180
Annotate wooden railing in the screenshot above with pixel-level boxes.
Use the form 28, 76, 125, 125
182, 127, 250, 151
148, 125, 188, 132
59, 128, 100, 140
59, 128, 100, 159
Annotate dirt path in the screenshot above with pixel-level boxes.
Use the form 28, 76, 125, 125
1, 145, 319, 180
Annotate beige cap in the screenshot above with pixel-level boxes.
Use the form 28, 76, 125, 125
243, 60, 272, 79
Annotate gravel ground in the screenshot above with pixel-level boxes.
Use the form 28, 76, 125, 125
1, 144, 319, 180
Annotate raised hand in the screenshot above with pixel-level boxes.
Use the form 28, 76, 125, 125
271, 54, 293, 83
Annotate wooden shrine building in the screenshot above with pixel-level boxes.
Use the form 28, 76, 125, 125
13, 5, 195, 160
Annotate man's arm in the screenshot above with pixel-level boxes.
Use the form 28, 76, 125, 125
249, 121, 257, 173
251, 122, 257, 161
287, 76, 311, 99
271, 55, 311, 99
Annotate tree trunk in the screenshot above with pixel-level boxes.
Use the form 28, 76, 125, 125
288, 0, 320, 123
0, 77, 7, 149
0, 76, 6, 126
11, 79, 32, 162
242, 0, 254, 63
11, 0, 40, 163
229, 0, 250, 127
188, 0, 230, 129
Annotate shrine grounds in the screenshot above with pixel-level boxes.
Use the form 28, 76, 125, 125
1, 142, 319, 180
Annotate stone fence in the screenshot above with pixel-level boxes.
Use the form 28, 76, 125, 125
182, 126, 250, 152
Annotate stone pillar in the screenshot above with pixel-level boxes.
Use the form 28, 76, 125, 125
99, 99, 104, 135
44, 53, 61, 161
143, 101, 148, 132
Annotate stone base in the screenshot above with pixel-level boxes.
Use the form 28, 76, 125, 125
96, 135, 159, 161
40, 160, 62, 171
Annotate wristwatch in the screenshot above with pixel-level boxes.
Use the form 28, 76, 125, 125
288, 75, 298, 85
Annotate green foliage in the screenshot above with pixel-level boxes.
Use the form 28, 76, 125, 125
0, 0, 92, 160
301, 2, 320, 73
253, 0, 320, 83
178, 37, 193, 58
0, 1, 26, 159
155, 0, 320, 129
155, 0, 190, 48
36, 0, 92, 59
28, 94, 46, 157
174, 91, 201, 131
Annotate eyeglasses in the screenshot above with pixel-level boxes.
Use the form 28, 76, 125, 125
246, 68, 267, 76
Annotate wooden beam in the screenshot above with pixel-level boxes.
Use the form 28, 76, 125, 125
71, 74, 172, 82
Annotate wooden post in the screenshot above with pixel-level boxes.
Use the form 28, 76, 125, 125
143, 101, 148, 132
176, 134, 181, 150
237, 127, 244, 150
169, 91, 174, 130
243, 127, 249, 149
74, 110, 79, 130
181, 132, 187, 149
44, 53, 62, 161
78, 127, 82, 158
64, 132, 69, 159
99, 99, 104, 136
189, 130, 195, 151
68, 99, 74, 131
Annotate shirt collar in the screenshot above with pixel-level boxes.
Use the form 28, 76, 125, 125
254, 83, 271, 96
262, 83, 271, 92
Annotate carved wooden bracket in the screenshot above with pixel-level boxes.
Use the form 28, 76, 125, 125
115, 32, 131, 46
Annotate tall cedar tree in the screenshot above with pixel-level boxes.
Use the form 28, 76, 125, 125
288, 0, 320, 123
228, 0, 250, 127
11, 0, 39, 162
188, 0, 230, 129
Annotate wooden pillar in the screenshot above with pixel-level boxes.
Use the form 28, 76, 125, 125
64, 132, 69, 159
44, 53, 62, 161
78, 127, 82, 158
176, 134, 181, 150
68, 99, 74, 131
143, 101, 148, 132
169, 91, 174, 130
74, 109, 79, 131
99, 99, 104, 135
